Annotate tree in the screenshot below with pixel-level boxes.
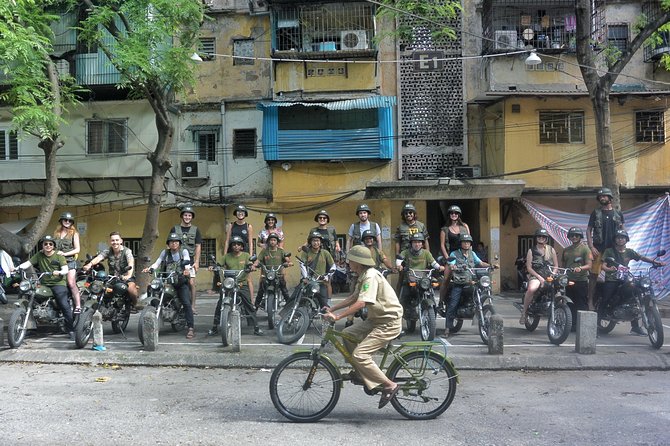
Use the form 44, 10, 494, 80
575, 0, 670, 209
0, 0, 80, 257
78, 0, 204, 274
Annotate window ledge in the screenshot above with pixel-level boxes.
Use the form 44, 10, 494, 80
272, 49, 377, 60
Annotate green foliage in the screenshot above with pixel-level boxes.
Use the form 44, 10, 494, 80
375, 0, 462, 44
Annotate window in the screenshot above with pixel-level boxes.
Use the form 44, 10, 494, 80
233, 129, 256, 158
123, 238, 142, 258
200, 238, 216, 267
233, 39, 255, 65
197, 132, 216, 162
87, 119, 127, 154
607, 24, 628, 53
636, 111, 665, 143
198, 37, 215, 61
0, 129, 18, 160
539, 112, 584, 144
279, 106, 378, 130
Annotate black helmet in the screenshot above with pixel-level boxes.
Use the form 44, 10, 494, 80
615, 229, 629, 241
180, 206, 195, 218
314, 210, 330, 223
535, 228, 550, 238
361, 229, 375, 241
41, 234, 57, 244
567, 227, 584, 238
308, 231, 323, 242
596, 187, 613, 199
266, 232, 281, 242
409, 232, 425, 242
401, 203, 417, 216
166, 233, 182, 244
229, 235, 246, 247
264, 213, 277, 223
112, 281, 128, 296
459, 234, 473, 243
356, 204, 372, 215
233, 204, 248, 217
59, 211, 75, 222
447, 205, 462, 215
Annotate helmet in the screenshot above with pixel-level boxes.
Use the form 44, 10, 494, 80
180, 206, 195, 218
166, 233, 182, 244
264, 213, 277, 223
41, 234, 57, 244
534, 228, 550, 238
596, 187, 613, 199
232, 204, 248, 217
615, 229, 629, 241
409, 232, 425, 242
567, 227, 584, 238
307, 231, 323, 242
314, 210, 330, 223
401, 203, 417, 216
112, 281, 128, 296
459, 234, 473, 243
447, 205, 462, 215
361, 229, 375, 241
347, 245, 375, 267
59, 211, 75, 222
266, 232, 281, 243
356, 204, 372, 215
229, 235, 246, 247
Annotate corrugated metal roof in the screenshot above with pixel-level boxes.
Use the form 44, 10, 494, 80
185, 125, 221, 132
257, 96, 396, 110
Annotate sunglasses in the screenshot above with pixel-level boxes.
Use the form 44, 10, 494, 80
62, 219, 73, 223
43, 242, 55, 246
449, 212, 460, 215
318, 216, 328, 220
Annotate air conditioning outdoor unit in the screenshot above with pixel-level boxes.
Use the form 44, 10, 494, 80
494, 30, 517, 50
454, 166, 481, 178
341, 30, 368, 50
180, 161, 208, 180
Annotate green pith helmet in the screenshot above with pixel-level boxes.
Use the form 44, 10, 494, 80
59, 211, 74, 222
409, 232, 425, 242
166, 233, 182, 244
615, 229, 629, 241
356, 203, 372, 215
459, 234, 473, 243
314, 210, 330, 223
567, 227, 584, 238
596, 187, 613, 199
180, 206, 195, 218
233, 204, 248, 217
229, 235, 246, 247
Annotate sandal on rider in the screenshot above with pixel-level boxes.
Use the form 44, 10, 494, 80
73, 307, 82, 315
519, 313, 526, 325
186, 328, 195, 339
378, 384, 400, 409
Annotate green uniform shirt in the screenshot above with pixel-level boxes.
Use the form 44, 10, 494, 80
222, 252, 252, 285
400, 248, 436, 271
562, 243, 591, 282
258, 248, 288, 268
602, 247, 641, 282
28, 252, 67, 286
299, 248, 334, 276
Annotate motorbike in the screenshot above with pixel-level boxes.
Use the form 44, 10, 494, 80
7, 268, 74, 348
138, 264, 190, 345
514, 264, 574, 345
276, 258, 326, 345
257, 254, 291, 330
439, 265, 497, 344
0, 255, 21, 304
597, 250, 665, 349
210, 255, 257, 347
400, 267, 441, 341
73, 265, 133, 349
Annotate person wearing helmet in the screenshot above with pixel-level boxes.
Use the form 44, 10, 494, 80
299, 231, 336, 308
53, 211, 83, 314
253, 232, 292, 311
445, 233, 491, 335
587, 187, 625, 311
144, 233, 195, 339
561, 227, 592, 319
600, 230, 665, 336
258, 213, 285, 250
323, 245, 403, 409
395, 203, 429, 255
171, 205, 202, 313
438, 204, 471, 306
308, 210, 340, 256
208, 236, 263, 336
224, 204, 254, 254
82, 232, 139, 306
520, 228, 558, 325
18, 235, 73, 339
347, 204, 381, 251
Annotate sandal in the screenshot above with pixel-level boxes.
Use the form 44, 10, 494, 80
186, 328, 195, 339
519, 313, 526, 325
73, 307, 82, 315
378, 384, 400, 409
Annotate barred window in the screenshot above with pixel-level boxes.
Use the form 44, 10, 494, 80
636, 111, 665, 143
200, 238, 217, 267
233, 39, 255, 65
87, 119, 127, 154
197, 132, 216, 162
607, 24, 628, 53
0, 129, 18, 160
539, 112, 584, 144
233, 129, 256, 159
198, 37, 215, 61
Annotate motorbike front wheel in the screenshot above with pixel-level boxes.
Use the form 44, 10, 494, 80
137, 305, 157, 345
645, 302, 664, 349
269, 351, 341, 422
597, 315, 617, 334
277, 307, 310, 345
547, 303, 572, 345
478, 304, 496, 345
8, 307, 28, 348
221, 304, 232, 347
523, 313, 540, 332
266, 290, 277, 330
387, 350, 458, 420
419, 304, 436, 341
74, 309, 93, 349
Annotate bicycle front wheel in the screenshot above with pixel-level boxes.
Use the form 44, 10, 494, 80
269, 351, 341, 423
387, 350, 458, 420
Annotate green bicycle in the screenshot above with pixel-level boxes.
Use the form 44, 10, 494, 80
269, 316, 459, 422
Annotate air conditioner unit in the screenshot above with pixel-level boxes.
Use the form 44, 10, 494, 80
454, 166, 481, 178
180, 161, 208, 180
494, 30, 517, 50
341, 30, 368, 50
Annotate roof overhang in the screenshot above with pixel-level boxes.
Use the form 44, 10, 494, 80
364, 179, 526, 200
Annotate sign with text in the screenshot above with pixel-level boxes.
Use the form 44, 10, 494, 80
413, 51, 444, 71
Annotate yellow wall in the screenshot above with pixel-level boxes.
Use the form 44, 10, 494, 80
274, 62, 377, 94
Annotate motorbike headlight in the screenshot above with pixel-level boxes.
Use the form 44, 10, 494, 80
419, 277, 431, 289
266, 271, 276, 281
479, 275, 491, 288
310, 282, 320, 294
558, 276, 569, 287
19, 280, 31, 292
223, 277, 236, 290
640, 277, 651, 289
150, 278, 162, 291
90, 281, 104, 294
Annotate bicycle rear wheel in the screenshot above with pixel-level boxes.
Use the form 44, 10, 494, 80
387, 350, 458, 420
269, 351, 341, 422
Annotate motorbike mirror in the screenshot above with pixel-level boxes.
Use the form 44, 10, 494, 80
86, 253, 93, 261
180, 260, 191, 267
248, 255, 258, 263
494, 255, 499, 261
142, 256, 152, 262
210, 254, 216, 261
604, 256, 616, 266
657, 249, 666, 257
285, 252, 292, 257
447, 256, 457, 263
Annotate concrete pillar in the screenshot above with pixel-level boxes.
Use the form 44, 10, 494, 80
0, 318, 4, 347
484, 198, 501, 294
92, 310, 104, 349
231, 309, 241, 352
143, 309, 159, 351
575, 310, 597, 354
487, 314, 504, 355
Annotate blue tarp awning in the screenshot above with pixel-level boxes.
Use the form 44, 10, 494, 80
256, 96, 396, 111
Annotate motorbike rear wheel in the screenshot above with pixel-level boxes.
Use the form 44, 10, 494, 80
137, 305, 157, 345
419, 304, 436, 341
74, 308, 93, 349
478, 304, 496, 345
445, 318, 463, 334
269, 351, 341, 422
221, 304, 232, 347
524, 313, 540, 332
277, 307, 310, 345
645, 302, 664, 349
597, 316, 617, 334
111, 307, 130, 334
547, 303, 572, 345
7, 307, 27, 348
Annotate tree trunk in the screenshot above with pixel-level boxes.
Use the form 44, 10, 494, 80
590, 86, 621, 209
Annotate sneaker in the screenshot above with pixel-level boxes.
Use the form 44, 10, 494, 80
73, 307, 82, 315
630, 326, 647, 336
69, 331, 75, 341
253, 327, 264, 336
344, 320, 354, 328
207, 326, 219, 336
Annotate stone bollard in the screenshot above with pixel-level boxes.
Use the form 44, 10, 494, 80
92, 310, 106, 351
143, 309, 159, 351
575, 310, 597, 354
0, 318, 4, 347
487, 314, 504, 355
230, 309, 241, 352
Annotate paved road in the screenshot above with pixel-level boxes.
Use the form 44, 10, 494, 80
1, 291, 669, 370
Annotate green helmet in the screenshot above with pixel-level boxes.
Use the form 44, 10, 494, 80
59, 211, 75, 222
401, 203, 417, 216
567, 227, 584, 238
596, 187, 613, 199
266, 232, 281, 243
229, 235, 246, 247
409, 232, 425, 242
233, 204, 248, 217
459, 234, 473, 243
356, 204, 372, 215
41, 234, 57, 244
361, 229, 375, 241
535, 228, 550, 238
166, 233, 182, 244
448, 205, 462, 215
314, 210, 330, 223
264, 213, 277, 223
615, 229, 629, 241
180, 206, 195, 218
308, 231, 324, 242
